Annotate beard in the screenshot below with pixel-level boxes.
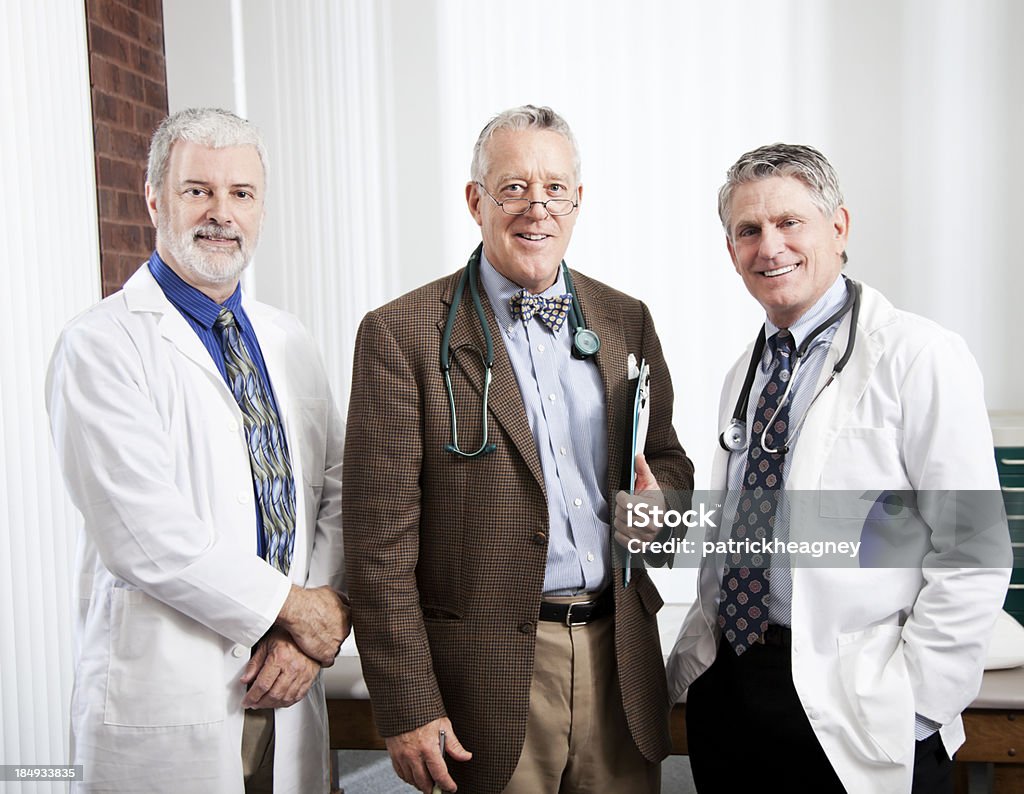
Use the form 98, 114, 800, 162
157, 216, 258, 286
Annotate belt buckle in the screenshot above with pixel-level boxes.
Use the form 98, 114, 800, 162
565, 599, 595, 627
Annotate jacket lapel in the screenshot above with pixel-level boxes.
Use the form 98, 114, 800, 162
570, 273, 628, 497
435, 273, 546, 492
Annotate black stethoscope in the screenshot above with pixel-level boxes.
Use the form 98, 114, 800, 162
719, 278, 862, 455
440, 244, 601, 458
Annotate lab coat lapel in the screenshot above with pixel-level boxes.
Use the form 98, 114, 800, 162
786, 294, 885, 489
123, 265, 229, 388
436, 274, 546, 492
712, 342, 757, 491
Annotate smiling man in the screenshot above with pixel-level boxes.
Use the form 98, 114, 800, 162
47, 108, 349, 793
343, 105, 693, 794
666, 144, 1011, 794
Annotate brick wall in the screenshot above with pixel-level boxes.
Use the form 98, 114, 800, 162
85, 0, 167, 297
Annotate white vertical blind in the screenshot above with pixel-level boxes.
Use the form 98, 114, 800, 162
0, 0, 100, 789
239, 0, 400, 420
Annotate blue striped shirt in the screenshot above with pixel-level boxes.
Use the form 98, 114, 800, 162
479, 252, 610, 595
147, 251, 281, 557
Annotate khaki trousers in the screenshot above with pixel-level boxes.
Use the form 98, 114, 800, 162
241, 708, 275, 794
502, 595, 660, 794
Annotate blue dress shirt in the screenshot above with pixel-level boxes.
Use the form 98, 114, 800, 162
147, 251, 282, 558
479, 251, 610, 595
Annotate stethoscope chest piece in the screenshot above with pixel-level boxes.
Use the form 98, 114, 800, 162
572, 327, 601, 359
720, 419, 747, 452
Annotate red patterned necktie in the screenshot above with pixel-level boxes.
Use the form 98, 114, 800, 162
216, 308, 296, 574
510, 289, 573, 333
718, 330, 793, 655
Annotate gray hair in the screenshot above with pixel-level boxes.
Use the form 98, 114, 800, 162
719, 143, 847, 263
146, 108, 269, 194
470, 104, 581, 185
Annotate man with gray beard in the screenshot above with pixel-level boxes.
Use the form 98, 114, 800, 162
46, 108, 348, 793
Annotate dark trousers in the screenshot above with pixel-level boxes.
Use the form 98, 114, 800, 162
685, 635, 953, 794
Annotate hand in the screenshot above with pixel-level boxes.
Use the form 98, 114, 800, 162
613, 453, 667, 547
384, 717, 472, 793
240, 627, 320, 709
275, 585, 351, 666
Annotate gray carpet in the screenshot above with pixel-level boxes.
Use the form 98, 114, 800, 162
334, 750, 696, 793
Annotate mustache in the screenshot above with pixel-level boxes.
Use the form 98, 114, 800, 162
192, 224, 241, 243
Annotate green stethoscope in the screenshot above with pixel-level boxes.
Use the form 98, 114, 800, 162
440, 244, 601, 458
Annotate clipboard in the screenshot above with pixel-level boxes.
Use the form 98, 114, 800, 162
624, 358, 650, 586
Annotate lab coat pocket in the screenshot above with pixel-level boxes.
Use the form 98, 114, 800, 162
105, 588, 226, 727
820, 427, 908, 504
836, 623, 914, 763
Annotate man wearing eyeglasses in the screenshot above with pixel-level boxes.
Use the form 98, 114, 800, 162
666, 143, 1011, 794
343, 105, 693, 794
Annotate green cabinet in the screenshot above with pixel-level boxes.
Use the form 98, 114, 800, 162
995, 446, 1024, 625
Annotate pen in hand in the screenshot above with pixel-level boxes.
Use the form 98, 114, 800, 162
431, 730, 446, 794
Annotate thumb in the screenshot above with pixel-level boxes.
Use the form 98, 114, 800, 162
240, 642, 267, 685
634, 453, 660, 493
444, 726, 473, 761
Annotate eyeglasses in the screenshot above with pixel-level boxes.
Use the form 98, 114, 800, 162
475, 182, 578, 217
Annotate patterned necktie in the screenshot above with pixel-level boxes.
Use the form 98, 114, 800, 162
215, 308, 296, 574
718, 330, 794, 655
510, 289, 573, 333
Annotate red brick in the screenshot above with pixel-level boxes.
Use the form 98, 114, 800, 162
115, 190, 150, 220
142, 225, 156, 250
92, 91, 133, 126
91, 0, 139, 39
89, 23, 131, 63
135, 106, 164, 137
137, 14, 164, 51
91, 56, 146, 102
98, 156, 144, 192
131, 0, 163, 21
107, 128, 149, 160
98, 187, 118, 217
131, 42, 165, 81
143, 78, 167, 111
100, 221, 145, 254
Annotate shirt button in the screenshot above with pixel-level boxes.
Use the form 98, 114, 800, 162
236, 491, 248, 504
559, 447, 567, 456
231, 645, 246, 658
508, 324, 516, 334
537, 344, 545, 353
548, 393, 557, 402
228, 419, 239, 432
587, 552, 595, 562
532, 530, 547, 546
519, 621, 535, 634
573, 497, 582, 507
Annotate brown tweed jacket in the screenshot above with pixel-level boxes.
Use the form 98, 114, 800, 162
342, 261, 694, 794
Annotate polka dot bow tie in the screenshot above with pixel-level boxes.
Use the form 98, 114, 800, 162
510, 289, 574, 333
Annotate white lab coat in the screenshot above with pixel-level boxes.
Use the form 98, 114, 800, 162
666, 282, 1011, 794
46, 265, 345, 793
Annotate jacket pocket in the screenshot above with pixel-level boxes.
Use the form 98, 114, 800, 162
104, 588, 226, 727
836, 623, 914, 763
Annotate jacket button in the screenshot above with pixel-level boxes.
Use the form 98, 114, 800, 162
231, 645, 247, 658
519, 621, 535, 634
532, 530, 547, 545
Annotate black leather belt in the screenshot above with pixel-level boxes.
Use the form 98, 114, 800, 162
539, 588, 614, 626
754, 624, 792, 647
